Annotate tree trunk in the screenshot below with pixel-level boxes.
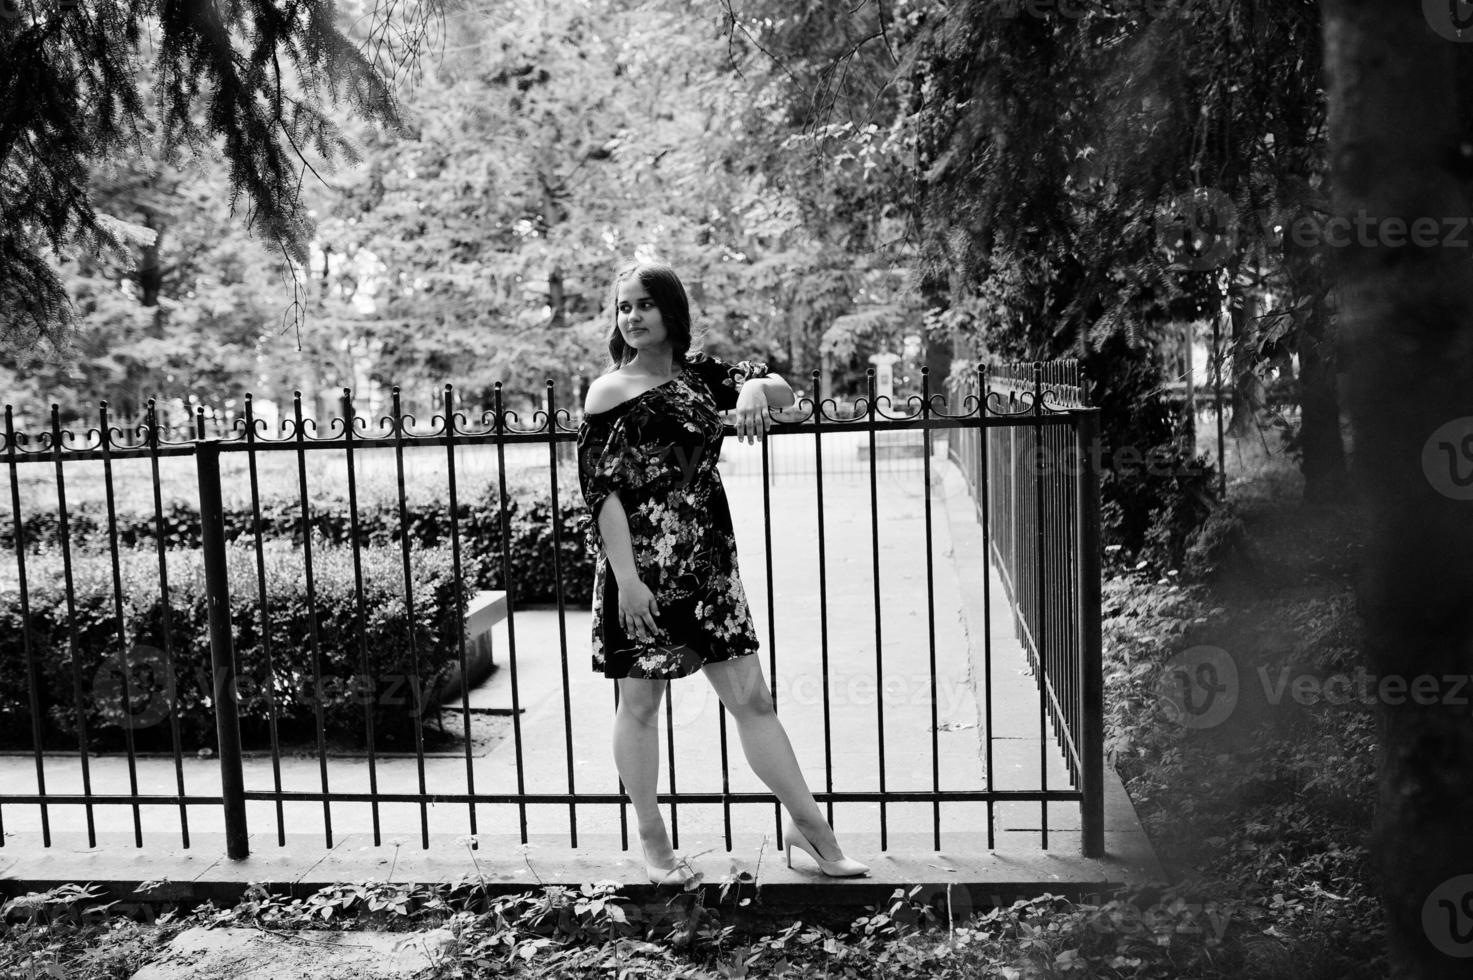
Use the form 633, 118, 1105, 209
1323, 2, 1473, 976
1296, 300, 1348, 502
1226, 290, 1262, 437
548, 267, 566, 329
137, 215, 164, 309
921, 270, 951, 398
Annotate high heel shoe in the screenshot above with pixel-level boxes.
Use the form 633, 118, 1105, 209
645, 860, 694, 886
782, 816, 869, 878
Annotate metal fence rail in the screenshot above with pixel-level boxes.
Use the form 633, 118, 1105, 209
2, 365, 1103, 859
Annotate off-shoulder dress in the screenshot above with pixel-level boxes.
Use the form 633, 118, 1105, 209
576, 350, 770, 680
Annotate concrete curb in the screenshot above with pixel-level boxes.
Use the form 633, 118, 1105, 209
0, 768, 1163, 913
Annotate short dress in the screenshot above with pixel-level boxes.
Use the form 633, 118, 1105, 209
576, 350, 770, 680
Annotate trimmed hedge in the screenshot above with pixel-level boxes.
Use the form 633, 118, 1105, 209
1, 475, 595, 606
0, 541, 469, 751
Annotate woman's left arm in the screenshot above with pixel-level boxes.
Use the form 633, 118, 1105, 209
733, 374, 795, 443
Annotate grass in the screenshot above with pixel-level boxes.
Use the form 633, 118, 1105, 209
0, 426, 1387, 979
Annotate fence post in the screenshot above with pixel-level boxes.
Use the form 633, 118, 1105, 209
1076, 409, 1105, 857
196, 439, 250, 859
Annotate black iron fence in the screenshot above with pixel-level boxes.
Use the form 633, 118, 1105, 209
946, 361, 1102, 854
1, 365, 1103, 859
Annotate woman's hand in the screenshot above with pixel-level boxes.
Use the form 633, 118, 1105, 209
734, 381, 771, 444
618, 577, 661, 642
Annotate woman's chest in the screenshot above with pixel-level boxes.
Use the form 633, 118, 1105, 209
633, 380, 722, 447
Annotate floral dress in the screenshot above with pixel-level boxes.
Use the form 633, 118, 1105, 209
576, 350, 770, 680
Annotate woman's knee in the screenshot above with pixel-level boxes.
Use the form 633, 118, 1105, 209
616, 678, 666, 725
705, 657, 775, 719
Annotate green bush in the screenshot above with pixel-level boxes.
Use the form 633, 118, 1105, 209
0, 540, 467, 751
1, 474, 595, 605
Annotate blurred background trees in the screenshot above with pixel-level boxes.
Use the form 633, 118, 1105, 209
3, 0, 1354, 561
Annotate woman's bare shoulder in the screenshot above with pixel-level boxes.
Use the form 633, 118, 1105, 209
584, 370, 636, 415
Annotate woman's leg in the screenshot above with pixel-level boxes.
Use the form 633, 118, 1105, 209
701, 654, 848, 858
612, 675, 678, 866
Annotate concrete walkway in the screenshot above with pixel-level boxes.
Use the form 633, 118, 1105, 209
0, 437, 1161, 903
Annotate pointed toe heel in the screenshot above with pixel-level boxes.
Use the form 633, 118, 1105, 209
646, 861, 694, 886
782, 817, 869, 878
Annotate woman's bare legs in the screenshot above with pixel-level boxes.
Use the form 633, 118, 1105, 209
701, 654, 849, 859
612, 676, 680, 868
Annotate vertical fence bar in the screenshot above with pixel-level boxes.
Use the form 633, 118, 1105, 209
865, 369, 888, 850
389, 387, 431, 849
293, 392, 334, 847
812, 370, 835, 834
196, 439, 249, 859
52, 404, 96, 845
545, 381, 578, 848
243, 395, 287, 845
98, 402, 144, 845
1031, 364, 1049, 849
341, 389, 382, 844
6, 406, 49, 846
921, 368, 941, 850
1068, 399, 1082, 786
493, 384, 529, 842
979, 365, 995, 849
1077, 408, 1105, 857
145, 400, 190, 847
441, 385, 479, 839
760, 404, 779, 847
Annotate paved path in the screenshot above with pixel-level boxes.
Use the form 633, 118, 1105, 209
0, 437, 1084, 861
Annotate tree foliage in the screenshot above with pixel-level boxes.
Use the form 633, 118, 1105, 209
0, 0, 424, 348
908, 0, 1343, 503
5, 0, 934, 423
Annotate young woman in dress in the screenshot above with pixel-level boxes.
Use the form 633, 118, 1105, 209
576, 262, 869, 884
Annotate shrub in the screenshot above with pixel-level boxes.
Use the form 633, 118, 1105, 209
1181, 498, 1254, 582
2, 473, 595, 606
0, 540, 467, 751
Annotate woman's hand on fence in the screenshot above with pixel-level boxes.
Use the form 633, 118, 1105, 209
618, 577, 661, 641
734, 382, 770, 444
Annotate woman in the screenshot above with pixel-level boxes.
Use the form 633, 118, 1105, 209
576, 261, 869, 884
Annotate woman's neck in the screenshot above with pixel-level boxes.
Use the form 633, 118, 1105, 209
626, 348, 676, 378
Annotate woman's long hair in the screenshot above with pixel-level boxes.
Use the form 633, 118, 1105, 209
605, 262, 694, 370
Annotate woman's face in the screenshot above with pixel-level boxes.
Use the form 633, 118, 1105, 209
615, 279, 669, 356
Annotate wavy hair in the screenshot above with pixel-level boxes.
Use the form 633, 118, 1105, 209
605, 262, 693, 370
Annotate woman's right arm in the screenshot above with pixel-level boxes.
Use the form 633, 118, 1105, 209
596, 491, 660, 639
596, 491, 640, 590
